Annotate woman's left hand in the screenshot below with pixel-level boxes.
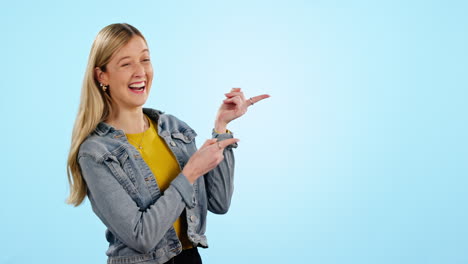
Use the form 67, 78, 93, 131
214, 88, 270, 132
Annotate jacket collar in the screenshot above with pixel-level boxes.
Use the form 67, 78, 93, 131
94, 108, 165, 136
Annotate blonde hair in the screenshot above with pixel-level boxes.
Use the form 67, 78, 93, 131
66, 23, 146, 206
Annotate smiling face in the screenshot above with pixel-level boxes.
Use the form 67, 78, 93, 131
96, 36, 153, 112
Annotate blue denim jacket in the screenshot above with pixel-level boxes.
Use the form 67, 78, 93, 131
78, 108, 237, 264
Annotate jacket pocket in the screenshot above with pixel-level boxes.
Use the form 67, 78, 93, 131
171, 129, 197, 143
171, 129, 198, 156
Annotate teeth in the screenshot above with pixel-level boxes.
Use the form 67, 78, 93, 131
129, 82, 145, 88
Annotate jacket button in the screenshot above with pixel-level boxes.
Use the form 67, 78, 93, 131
170, 141, 176, 147
190, 215, 197, 222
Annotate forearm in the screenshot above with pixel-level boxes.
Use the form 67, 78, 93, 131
204, 129, 237, 214
79, 156, 195, 254
88, 182, 186, 253
214, 119, 228, 134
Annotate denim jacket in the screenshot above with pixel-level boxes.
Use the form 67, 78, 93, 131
77, 108, 237, 264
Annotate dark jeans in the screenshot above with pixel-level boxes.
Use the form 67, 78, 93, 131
164, 247, 202, 264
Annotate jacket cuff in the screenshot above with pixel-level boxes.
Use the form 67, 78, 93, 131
171, 173, 195, 208
212, 129, 238, 149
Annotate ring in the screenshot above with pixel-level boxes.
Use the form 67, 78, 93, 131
249, 97, 254, 105
217, 142, 222, 150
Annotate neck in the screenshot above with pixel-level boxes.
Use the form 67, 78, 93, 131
105, 106, 148, 134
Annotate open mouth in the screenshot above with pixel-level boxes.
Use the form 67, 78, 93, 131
128, 81, 146, 94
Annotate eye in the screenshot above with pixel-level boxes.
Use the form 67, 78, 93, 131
142, 58, 151, 62
121, 63, 130, 67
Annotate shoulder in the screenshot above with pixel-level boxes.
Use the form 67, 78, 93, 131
161, 113, 190, 129
77, 134, 122, 163
77, 134, 107, 160
144, 107, 195, 133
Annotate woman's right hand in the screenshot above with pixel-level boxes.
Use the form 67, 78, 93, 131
182, 138, 240, 184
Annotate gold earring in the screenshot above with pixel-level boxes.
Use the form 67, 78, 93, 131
100, 83, 108, 92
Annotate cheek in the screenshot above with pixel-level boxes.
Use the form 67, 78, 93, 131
146, 67, 154, 83
146, 65, 154, 77
110, 70, 131, 86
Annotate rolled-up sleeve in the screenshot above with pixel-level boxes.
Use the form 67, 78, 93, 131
204, 129, 237, 214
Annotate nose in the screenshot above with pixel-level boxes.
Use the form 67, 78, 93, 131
133, 62, 145, 78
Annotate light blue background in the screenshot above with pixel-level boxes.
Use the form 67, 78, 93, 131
0, 0, 467, 263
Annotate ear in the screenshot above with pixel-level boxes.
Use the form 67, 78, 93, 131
94, 67, 109, 85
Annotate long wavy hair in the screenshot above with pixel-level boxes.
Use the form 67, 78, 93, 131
66, 23, 146, 206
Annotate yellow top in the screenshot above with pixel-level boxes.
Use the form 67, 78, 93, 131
125, 114, 192, 249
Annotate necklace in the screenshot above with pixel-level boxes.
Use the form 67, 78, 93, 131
127, 116, 150, 150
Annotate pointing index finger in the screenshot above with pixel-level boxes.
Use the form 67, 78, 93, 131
248, 94, 271, 105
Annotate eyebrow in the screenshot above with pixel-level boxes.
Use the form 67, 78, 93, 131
117, 49, 150, 64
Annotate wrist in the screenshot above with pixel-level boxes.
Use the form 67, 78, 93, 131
214, 121, 228, 134
182, 167, 196, 184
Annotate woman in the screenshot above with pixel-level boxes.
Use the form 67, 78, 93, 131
66, 23, 269, 264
